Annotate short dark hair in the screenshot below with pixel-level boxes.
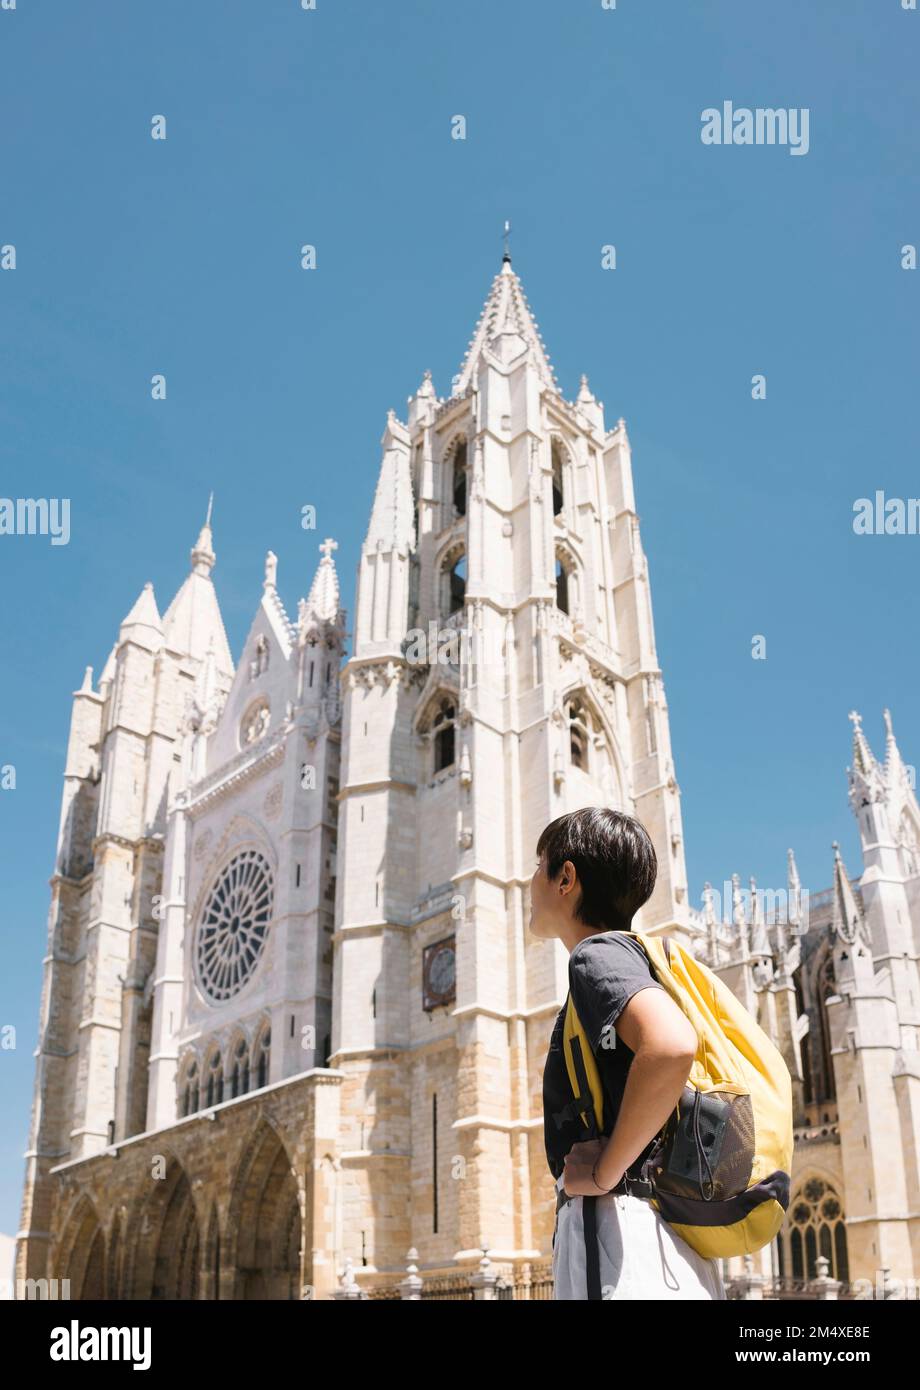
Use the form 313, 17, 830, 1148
535, 807, 657, 931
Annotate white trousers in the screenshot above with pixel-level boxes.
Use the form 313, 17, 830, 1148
551, 1173, 727, 1301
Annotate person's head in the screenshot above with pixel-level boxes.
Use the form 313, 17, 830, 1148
528, 807, 657, 949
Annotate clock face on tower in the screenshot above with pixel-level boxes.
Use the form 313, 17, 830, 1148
423, 936, 456, 1011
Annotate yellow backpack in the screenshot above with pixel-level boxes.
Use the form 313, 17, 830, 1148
560, 928, 794, 1262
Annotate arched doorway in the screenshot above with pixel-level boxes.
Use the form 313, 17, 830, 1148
229, 1124, 303, 1299
57, 1195, 106, 1300
131, 1161, 202, 1300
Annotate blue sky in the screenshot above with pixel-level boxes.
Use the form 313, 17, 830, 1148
0, 0, 917, 1235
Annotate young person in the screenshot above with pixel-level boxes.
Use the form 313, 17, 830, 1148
531, 806, 726, 1300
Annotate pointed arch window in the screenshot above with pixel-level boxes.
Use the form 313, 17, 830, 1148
431, 697, 456, 773
797, 949, 837, 1109
815, 953, 837, 1105
441, 551, 466, 617
567, 698, 589, 772
781, 1178, 848, 1284
255, 1026, 271, 1089
181, 1060, 199, 1118
205, 1050, 224, 1108
793, 972, 813, 1106
555, 556, 570, 614
551, 440, 565, 517
230, 1038, 250, 1099
452, 440, 467, 518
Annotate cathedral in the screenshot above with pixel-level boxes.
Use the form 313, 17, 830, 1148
15, 254, 920, 1300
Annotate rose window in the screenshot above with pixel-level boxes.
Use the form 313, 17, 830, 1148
196, 851, 273, 1002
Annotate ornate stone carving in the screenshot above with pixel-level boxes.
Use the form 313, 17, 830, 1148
241, 699, 271, 747
193, 830, 213, 863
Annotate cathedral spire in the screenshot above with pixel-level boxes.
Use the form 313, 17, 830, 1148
454, 260, 558, 396
162, 503, 233, 675
786, 847, 802, 932
883, 707, 910, 793
849, 709, 876, 778
576, 372, 605, 432
577, 373, 595, 405
306, 538, 341, 621
831, 841, 865, 946
363, 412, 414, 555
299, 538, 344, 647
416, 368, 436, 400
847, 709, 885, 811
787, 846, 801, 896
119, 581, 163, 645
190, 494, 215, 576
749, 875, 772, 960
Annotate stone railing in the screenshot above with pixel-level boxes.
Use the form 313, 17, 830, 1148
726, 1256, 857, 1301
339, 1250, 554, 1302
547, 605, 618, 672
434, 387, 473, 422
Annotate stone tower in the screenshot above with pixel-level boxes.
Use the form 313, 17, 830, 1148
332, 252, 694, 1273
145, 537, 347, 1133
16, 510, 235, 1285
829, 710, 920, 1283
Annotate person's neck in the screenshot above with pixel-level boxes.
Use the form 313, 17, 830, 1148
562, 918, 631, 954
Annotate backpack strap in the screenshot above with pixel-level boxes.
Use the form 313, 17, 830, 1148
563, 1011, 604, 1300
564, 1033, 599, 1138
582, 1194, 603, 1300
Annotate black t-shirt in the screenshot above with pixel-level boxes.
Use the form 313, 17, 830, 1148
542, 930, 667, 1182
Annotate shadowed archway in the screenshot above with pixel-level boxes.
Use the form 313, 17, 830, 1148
130, 1159, 202, 1300
106, 1212, 125, 1299
228, 1122, 303, 1299
57, 1194, 106, 1300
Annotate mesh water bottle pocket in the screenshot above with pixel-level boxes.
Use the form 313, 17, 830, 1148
652, 1085, 755, 1202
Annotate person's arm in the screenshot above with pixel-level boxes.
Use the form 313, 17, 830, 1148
563, 986, 697, 1195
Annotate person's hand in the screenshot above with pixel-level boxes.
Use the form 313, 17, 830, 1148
562, 1139, 622, 1197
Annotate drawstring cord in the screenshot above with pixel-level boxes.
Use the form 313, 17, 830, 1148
692, 1089, 716, 1200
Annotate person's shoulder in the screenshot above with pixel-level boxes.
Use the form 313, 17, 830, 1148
571, 930, 650, 966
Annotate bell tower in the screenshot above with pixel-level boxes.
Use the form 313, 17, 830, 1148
331, 252, 694, 1278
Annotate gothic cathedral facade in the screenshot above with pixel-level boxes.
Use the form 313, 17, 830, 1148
15, 257, 920, 1299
